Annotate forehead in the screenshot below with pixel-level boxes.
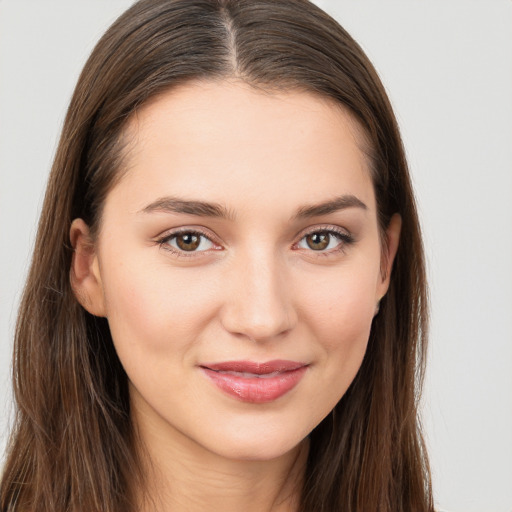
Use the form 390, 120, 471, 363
113, 80, 376, 216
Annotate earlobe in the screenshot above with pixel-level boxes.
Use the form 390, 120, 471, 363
377, 213, 402, 298
69, 219, 106, 317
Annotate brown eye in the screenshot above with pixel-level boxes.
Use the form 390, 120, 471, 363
297, 229, 352, 253
163, 231, 216, 253
305, 232, 330, 251
176, 233, 201, 251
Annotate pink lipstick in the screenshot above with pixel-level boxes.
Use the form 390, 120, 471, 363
200, 360, 308, 403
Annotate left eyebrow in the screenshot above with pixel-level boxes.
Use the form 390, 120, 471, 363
293, 194, 368, 220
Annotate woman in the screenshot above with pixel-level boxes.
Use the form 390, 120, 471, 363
0, 0, 432, 511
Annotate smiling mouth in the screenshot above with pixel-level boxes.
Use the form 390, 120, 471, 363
212, 370, 285, 379
200, 360, 308, 403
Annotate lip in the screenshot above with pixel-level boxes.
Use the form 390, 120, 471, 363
200, 360, 308, 403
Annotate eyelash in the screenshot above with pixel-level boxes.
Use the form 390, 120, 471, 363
156, 227, 220, 258
294, 226, 355, 256
156, 226, 355, 258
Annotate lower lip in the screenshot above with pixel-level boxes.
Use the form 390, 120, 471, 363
201, 366, 308, 403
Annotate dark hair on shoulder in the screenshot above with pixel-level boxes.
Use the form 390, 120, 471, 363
1, 1, 432, 511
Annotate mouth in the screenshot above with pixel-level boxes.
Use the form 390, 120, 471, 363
200, 360, 308, 403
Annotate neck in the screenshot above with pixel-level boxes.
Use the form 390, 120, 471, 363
132, 405, 308, 512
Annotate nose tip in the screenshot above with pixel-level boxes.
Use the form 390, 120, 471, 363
226, 311, 294, 343
220, 258, 297, 342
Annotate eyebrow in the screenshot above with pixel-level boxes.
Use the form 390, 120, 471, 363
140, 197, 235, 220
139, 194, 367, 220
293, 194, 367, 219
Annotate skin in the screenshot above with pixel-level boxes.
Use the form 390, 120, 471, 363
70, 80, 401, 512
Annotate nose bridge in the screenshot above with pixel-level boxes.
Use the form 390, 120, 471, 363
221, 245, 295, 341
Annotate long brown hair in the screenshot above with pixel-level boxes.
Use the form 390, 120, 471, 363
1, 1, 432, 511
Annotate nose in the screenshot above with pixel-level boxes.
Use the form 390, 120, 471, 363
219, 249, 297, 343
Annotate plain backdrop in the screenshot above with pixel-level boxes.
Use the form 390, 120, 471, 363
0, 2, 511, 511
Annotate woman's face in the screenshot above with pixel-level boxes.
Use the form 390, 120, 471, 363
72, 80, 399, 462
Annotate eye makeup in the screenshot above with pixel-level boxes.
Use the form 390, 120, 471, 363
156, 227, 223, 258
155, 224, 355, 259
293, 225, 355, 256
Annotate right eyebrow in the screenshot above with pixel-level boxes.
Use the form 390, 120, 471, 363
139, 196, 235, 220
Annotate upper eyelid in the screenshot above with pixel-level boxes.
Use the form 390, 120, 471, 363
294, 224, 352, 241
157, 226, 218, 242
157, 229, 221, 258
292, 224, 355, 255
156, 227, 222, 254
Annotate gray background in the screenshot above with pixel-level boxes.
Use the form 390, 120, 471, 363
1, 1, 511, 511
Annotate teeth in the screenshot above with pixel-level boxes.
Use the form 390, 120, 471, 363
217, 370, 281, 379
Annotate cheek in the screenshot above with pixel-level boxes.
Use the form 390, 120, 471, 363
300, 261, 378, 346
315, 290, 373, 378
99, 251, 219, 364
296, 261, 379, 402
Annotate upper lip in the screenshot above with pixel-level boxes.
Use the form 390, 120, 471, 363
201, 360, 306, 374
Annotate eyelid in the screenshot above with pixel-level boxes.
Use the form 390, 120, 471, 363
156, 226, 223, 257
292, 224, 355, 253
154, 223, 354, 258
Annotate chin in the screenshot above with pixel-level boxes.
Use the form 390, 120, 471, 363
199, 423, 310, 463
215, 441, 304, 463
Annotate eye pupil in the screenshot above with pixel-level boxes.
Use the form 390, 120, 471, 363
306, 232, 329, 250
176, 233, 200, 251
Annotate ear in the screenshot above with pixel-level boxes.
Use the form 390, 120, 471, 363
376, 213, 402, 301
69, 219, 106, 317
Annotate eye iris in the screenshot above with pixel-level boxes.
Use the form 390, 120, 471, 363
176, 233, 200, 251
306, 232, 330, 250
